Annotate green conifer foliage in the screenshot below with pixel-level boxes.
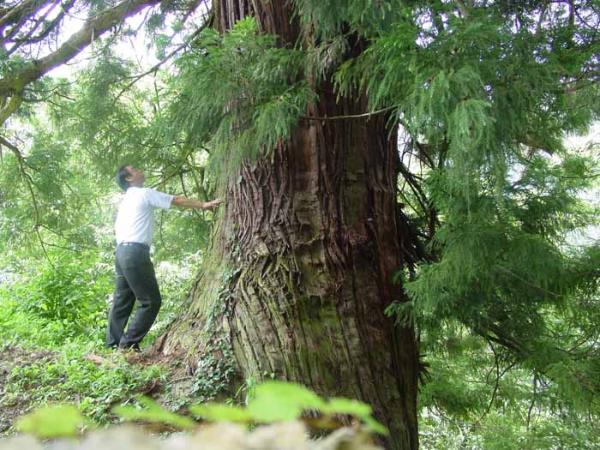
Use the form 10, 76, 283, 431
322, 0, 600, 416
159, 0, 600, 426
169, 18, 316, 174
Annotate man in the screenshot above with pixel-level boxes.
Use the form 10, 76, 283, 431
106, 165, 221, 350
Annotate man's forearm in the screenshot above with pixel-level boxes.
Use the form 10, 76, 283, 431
172, 196, 221, 210
172, 196, 204, 209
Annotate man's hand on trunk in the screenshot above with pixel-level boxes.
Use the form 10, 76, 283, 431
172, 196, 223, 210
202, 199, 222, 210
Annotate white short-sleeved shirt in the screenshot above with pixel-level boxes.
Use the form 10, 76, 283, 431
115, 187, 174, 246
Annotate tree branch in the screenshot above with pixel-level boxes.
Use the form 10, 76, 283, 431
4, 0, 59, 52
0, 134, 54, 266
0, 95, 23, 125
8, 0, 76, 54
0, 0, 46, 33
300, 105, 395, 121
113, 18, 210, 102
0, 0, 161, 112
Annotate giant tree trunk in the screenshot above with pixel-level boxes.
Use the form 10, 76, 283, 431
156, 2, 420, 449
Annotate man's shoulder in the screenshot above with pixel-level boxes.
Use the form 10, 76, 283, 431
126, 187, 152, 196
123, 187, 150, 204
142, 187, 166, 198
125, 187, 171, 206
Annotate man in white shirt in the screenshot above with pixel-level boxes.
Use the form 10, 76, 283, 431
107, 165, 221, 350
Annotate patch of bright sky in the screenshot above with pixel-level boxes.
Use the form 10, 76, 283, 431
565, 123, 599, 246
398, 121, 599, 247
47, 2, 208, 80
49, 11, 158, 79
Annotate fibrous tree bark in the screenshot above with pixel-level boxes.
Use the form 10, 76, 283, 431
156, 1, 422, 449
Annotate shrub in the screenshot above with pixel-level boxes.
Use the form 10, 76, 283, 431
0, 250, 111, 344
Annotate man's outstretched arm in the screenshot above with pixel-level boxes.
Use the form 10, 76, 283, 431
172, 197, 222, 210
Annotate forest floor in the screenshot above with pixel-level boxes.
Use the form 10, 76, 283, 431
0, 344, 188, 436
0, 346, 54, 433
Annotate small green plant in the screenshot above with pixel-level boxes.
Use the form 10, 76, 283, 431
15, 404, 87, 438
113, 380, 387, 435
12, 381, 387, 439
113, 396, 195, 430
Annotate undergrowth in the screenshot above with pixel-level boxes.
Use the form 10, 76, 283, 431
0, 249, 192, 432
1, 341, 165, 424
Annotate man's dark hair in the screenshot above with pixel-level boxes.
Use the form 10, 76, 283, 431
116, 165, 131, 191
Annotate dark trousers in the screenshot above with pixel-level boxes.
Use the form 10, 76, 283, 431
106, 243, 162, 348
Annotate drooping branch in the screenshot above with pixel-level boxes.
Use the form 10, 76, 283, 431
0, 0, 162, 126
0, 0, 47, 33
7, 0, 77, 55
0, 96, 23, 126
2, 0, 59, 48
113, 16, 211, 101
0, 134, 54, 266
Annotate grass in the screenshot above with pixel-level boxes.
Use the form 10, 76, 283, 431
0, 249, 188, 434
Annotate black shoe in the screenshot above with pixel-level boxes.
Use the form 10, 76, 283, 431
118, 343, 141, 353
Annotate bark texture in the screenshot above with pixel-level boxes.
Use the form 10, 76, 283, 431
158, 2, 420, 449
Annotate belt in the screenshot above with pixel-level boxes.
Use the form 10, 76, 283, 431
118, 241, 149, 249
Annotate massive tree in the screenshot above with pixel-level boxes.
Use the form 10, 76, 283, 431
157, 3, 422, 447
1, 1, 598, 449
155, 2, 599, 448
